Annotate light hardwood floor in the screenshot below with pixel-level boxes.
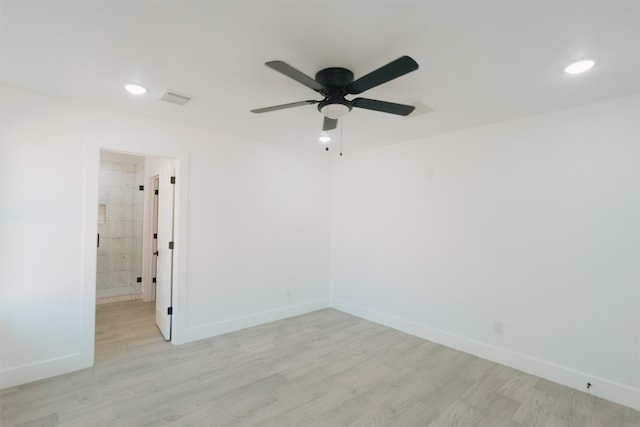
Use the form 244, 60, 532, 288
1, 300, 638, 426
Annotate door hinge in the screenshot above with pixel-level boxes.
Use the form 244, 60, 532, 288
169, 241, 174, 250
167, 307, 173, 315
139, 185, 144, 191
153, 233, 157, 239
170, 176, 176, 184
155, 189, 159, 195
152, 277, 156, 283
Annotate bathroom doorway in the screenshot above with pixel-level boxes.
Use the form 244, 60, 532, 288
96, 151, 146, 303
95, 150, 176, 348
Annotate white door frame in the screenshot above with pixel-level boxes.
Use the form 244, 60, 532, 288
81, 139, 188, 367
142, 175, 160, 303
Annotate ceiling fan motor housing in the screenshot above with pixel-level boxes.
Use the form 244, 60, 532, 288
315, 67, 355, 119
315, 67, 354, 88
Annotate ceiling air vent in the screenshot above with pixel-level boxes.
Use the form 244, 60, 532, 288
159, 89, 193, 106
404, 98, 436, 117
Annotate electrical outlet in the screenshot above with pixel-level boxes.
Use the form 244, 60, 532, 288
494, 321, 503, 334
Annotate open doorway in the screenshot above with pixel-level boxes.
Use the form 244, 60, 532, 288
95, 150, 177, 358
96, 151, 146, 303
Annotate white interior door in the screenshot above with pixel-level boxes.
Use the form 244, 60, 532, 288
155, 161, 175, 340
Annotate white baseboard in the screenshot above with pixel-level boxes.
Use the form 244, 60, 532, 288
1, 299, 329, 390
330, 297, 640, 411
0, 352, 92, 390
175, 297, 330, 345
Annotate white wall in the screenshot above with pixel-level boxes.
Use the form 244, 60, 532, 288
330, 94, 640, 409
2, 85, 638, 410
0, 86, 331, 387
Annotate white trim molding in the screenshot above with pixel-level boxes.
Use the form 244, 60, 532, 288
330, 297, 640, 411
0, 353, 88, 390
177, 298, 330, 345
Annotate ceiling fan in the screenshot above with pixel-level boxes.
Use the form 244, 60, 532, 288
251, 56, 419, 131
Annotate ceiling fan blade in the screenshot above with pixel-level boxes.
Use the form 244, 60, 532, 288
251, 100, 318, 113
346, 56, 419, 95
351, 98, 415, 116
322, 116, 338, 131
265, 61, 325, 92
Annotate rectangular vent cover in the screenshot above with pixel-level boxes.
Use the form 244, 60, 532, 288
159, 89, 193, 106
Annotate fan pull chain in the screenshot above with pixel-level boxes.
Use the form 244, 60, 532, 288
340, 118, 343, 157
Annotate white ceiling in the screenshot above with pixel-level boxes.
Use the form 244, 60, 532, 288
2, 1, 639, 152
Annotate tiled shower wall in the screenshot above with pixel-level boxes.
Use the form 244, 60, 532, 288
97, 160, 144, 298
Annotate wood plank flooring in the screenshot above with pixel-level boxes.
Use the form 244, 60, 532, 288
94, 299, 163, 362
1, 300, 638, 426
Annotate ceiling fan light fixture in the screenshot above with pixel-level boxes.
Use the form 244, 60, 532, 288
319, 132, 331, 143
564, 59, 595, 74
320, 103, 350, 120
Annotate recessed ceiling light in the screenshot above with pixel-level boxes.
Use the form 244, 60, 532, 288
564, 60, 595, 75
124, 83, 147, 95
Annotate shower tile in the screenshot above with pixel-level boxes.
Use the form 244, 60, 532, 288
98, 222, 116, 237
98, 159, 144, 294
100, 160, 118, 171
99, 169, 120, 187
133, 223, 143, 239
96, 255, 113, 273
120, 172, 135, 188
114, 270, 134, 286
98, 204, 107, 224
116, 188, 134, 204
106, 204, 119, 221
109, 272, 128, 288
134, 203, 144, 219
96, 255, 107, 273
101, 272, 124, 288
98, 237, 114, 254
116, 237, 135, 254
96, 272, 109, 288
98, 187, 117, 204
118, 163, 136, 173
114, 255, 132, 272
116, 221, 133, 238
133, 261, 142, 278
97, 233, 110, 255
116, 205, 133, 221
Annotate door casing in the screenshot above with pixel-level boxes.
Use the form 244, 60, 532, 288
82, 141, 188, 369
